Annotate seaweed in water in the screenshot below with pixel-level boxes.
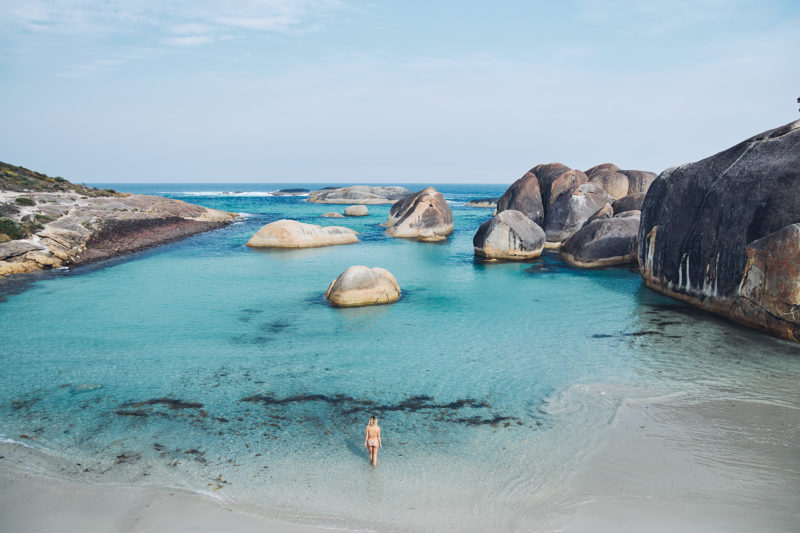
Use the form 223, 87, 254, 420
121, 398, 204, 410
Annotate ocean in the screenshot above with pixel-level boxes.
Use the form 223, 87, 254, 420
1, 183, 798, 532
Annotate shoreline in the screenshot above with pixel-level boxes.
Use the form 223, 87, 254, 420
2, 389, 797, 533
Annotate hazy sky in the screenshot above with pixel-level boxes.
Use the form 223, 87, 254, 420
1, 1, 798, 183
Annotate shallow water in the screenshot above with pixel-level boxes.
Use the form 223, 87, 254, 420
1, 183, 798, 531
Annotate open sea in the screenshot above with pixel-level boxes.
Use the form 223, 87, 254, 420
1, 183, 798, 532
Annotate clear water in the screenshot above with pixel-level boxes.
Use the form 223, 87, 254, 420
1, 183, 798, 532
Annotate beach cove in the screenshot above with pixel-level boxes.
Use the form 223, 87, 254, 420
1, 183, 798, 532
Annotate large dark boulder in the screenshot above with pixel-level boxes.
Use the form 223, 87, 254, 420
532, 163, 573, 213
562, 212, 640, 268
547, 169, 589, 208
473, 210, 546, 260
496, 171, 544, 225
544, 183, 615, 245
384, 187, 453, 242
612, 192, 647, 214
639, 120, 800, 342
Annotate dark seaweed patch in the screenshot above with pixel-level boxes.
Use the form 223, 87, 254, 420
11, 398, 39, 410
115, 409, 149, 417
122, 398, 204, 410
262, 319, 292, 333
622, 331, 662, 337
591, 334, 615, 339
241, 392, 518, 427
241, 308, 263, 314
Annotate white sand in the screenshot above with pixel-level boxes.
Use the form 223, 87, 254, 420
0, 443, 350, 533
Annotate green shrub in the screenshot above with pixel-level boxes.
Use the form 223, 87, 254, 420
14, 197, 35, 206
0, 218, 24, 240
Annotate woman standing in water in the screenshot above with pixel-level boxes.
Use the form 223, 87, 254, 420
364, 416, 382, 468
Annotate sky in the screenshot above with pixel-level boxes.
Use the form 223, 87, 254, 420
1, 0, 798, 183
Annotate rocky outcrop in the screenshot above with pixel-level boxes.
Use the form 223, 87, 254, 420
543, 183, 614, 245
495, 171, 544, 225
0, 191, 236, 277
246, 220, 358, 248
384, 187, 453, 242
325, 265, 401, 307
273, 188, 310, 196
585, 163, 620, 178
639, 120, 800, 342
547, 169, 589, 208
473, 210, 546, 260
533, 163, 573, 209
612, 193, 647, 214
622, 170, 657, 194
466, 198, 499, 208
307, 186, 412, 204
562, 212, 640, 268
588, 169, 629, 199
344, 205, 369, 217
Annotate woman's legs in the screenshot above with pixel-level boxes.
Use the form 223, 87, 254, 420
368, 445, 377, 467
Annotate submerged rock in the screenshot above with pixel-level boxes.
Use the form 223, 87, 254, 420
384, 187, 453, 242
473, 210, 546, 260
544, 183, 615, 245
562, 212, 640, 268
246, 219, 358, 248
325, 265, 401, 306
322, 212, 345, 218
307, 186, 412, 204
639, 120, 800, 342
343, 205, 369, 217
496, 171, 544, 225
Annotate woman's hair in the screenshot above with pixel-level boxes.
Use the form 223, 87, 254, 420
368, 416, 378, 426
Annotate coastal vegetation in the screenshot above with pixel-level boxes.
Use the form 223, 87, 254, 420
0, 161, 119, 196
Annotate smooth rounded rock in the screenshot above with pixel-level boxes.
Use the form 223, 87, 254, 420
548, 169, 589, 207
562, 212, 640, 268
325, 265, 401, 307
496, 171, 544, 225
473, 210, 546, 260
589, 169, 630, 199
585, 163, 621, 179
246, 219, 358, 248
344, 205, 369, 217
612, 193, 647, 214
384, 187, 453, 242
322, 212, 345, 218
544, 183, 615, 244
622, 170, 657, 194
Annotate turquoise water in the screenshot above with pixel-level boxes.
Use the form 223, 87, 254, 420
1, 184, 799, 531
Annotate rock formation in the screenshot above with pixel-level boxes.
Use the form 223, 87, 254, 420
0, 190, 236, 277
466, 198, 499, 208
588, 169, 629, 199
639, 120, 800, 342
543, 183, 614, 245
325, 265, 401, 307
495, 171, 544, 225
611, 192, 647, 214
307, 186, 412, 204
473, 210, 546, 260
344, 205, 369, 217
384, 187, 453, 242
322, 212, 345, 218
246, 220, 358, 248
621, 170, 657, 194
547, 169, 589, 208
562, 212, 640, 268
